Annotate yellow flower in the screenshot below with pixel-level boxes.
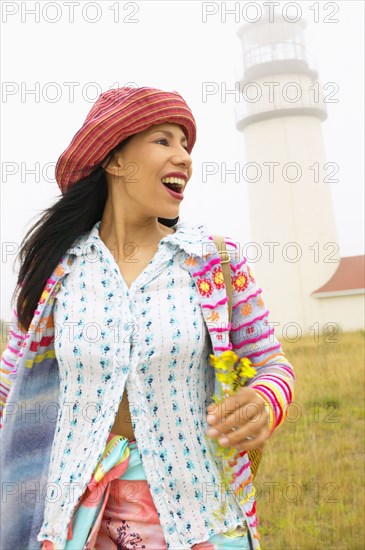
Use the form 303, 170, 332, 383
216, 372, 228, 383
236, 357, 255, 379
216, 361, 228, 371
207, 351, 258, 521
209, 354, 219, 366
209, 355, 226, 370
220, 350, 239, 367
210, 352, 257, 390
240, 357, 252, 368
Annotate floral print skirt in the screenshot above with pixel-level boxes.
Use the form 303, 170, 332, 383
42, 432, 253, 550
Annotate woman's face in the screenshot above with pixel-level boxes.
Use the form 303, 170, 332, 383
104, 122, 193, 221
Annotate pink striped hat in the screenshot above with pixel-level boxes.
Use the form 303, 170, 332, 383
55, 86, 197, 194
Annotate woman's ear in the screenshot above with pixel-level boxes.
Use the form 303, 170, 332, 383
102, 151, 125, 177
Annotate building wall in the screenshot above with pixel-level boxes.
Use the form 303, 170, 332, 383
240, 72, 341, 334
314, 294, 365, 333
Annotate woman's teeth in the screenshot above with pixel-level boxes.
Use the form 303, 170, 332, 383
161, 177, 185, 193
161, 177, 185, 185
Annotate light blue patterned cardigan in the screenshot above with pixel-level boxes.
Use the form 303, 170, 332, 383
0, 222, 295, 549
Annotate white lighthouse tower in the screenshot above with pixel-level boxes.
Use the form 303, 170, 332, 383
235, 11, 341, 337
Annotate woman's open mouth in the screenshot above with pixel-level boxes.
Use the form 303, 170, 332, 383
161, 177, 185, 201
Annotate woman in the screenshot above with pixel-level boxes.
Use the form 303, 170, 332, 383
0, 87, 295, 550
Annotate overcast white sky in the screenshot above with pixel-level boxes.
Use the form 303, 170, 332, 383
1, 0, 364, 321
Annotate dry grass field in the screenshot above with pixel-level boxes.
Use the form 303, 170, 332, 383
1, 328, 364, 549
255, 329, 365, 549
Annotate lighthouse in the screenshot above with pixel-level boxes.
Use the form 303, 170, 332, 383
235, 10, 343, 337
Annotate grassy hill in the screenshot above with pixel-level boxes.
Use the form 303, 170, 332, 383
256, 330, 365, 549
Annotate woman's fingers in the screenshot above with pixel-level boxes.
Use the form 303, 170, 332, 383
206, 387, 270, 447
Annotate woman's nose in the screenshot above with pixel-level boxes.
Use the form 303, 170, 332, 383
174, 147, 192, 167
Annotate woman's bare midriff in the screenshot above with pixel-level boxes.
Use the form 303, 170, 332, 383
111, 390, 136, 441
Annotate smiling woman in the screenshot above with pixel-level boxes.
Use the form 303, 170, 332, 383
99, 121, 192, 242
0, 86, 295, 550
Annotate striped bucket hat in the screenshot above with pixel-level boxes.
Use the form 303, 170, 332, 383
55, 86, 197, 194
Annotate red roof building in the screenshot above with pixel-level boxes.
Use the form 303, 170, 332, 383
311, 255, 365, 298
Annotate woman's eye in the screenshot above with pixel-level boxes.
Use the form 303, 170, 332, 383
156, 138, 189, 152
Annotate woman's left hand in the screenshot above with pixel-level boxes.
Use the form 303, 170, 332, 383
205, 387, 271, 450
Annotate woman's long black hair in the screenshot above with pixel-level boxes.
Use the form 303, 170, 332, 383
13, 137, 179, 332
